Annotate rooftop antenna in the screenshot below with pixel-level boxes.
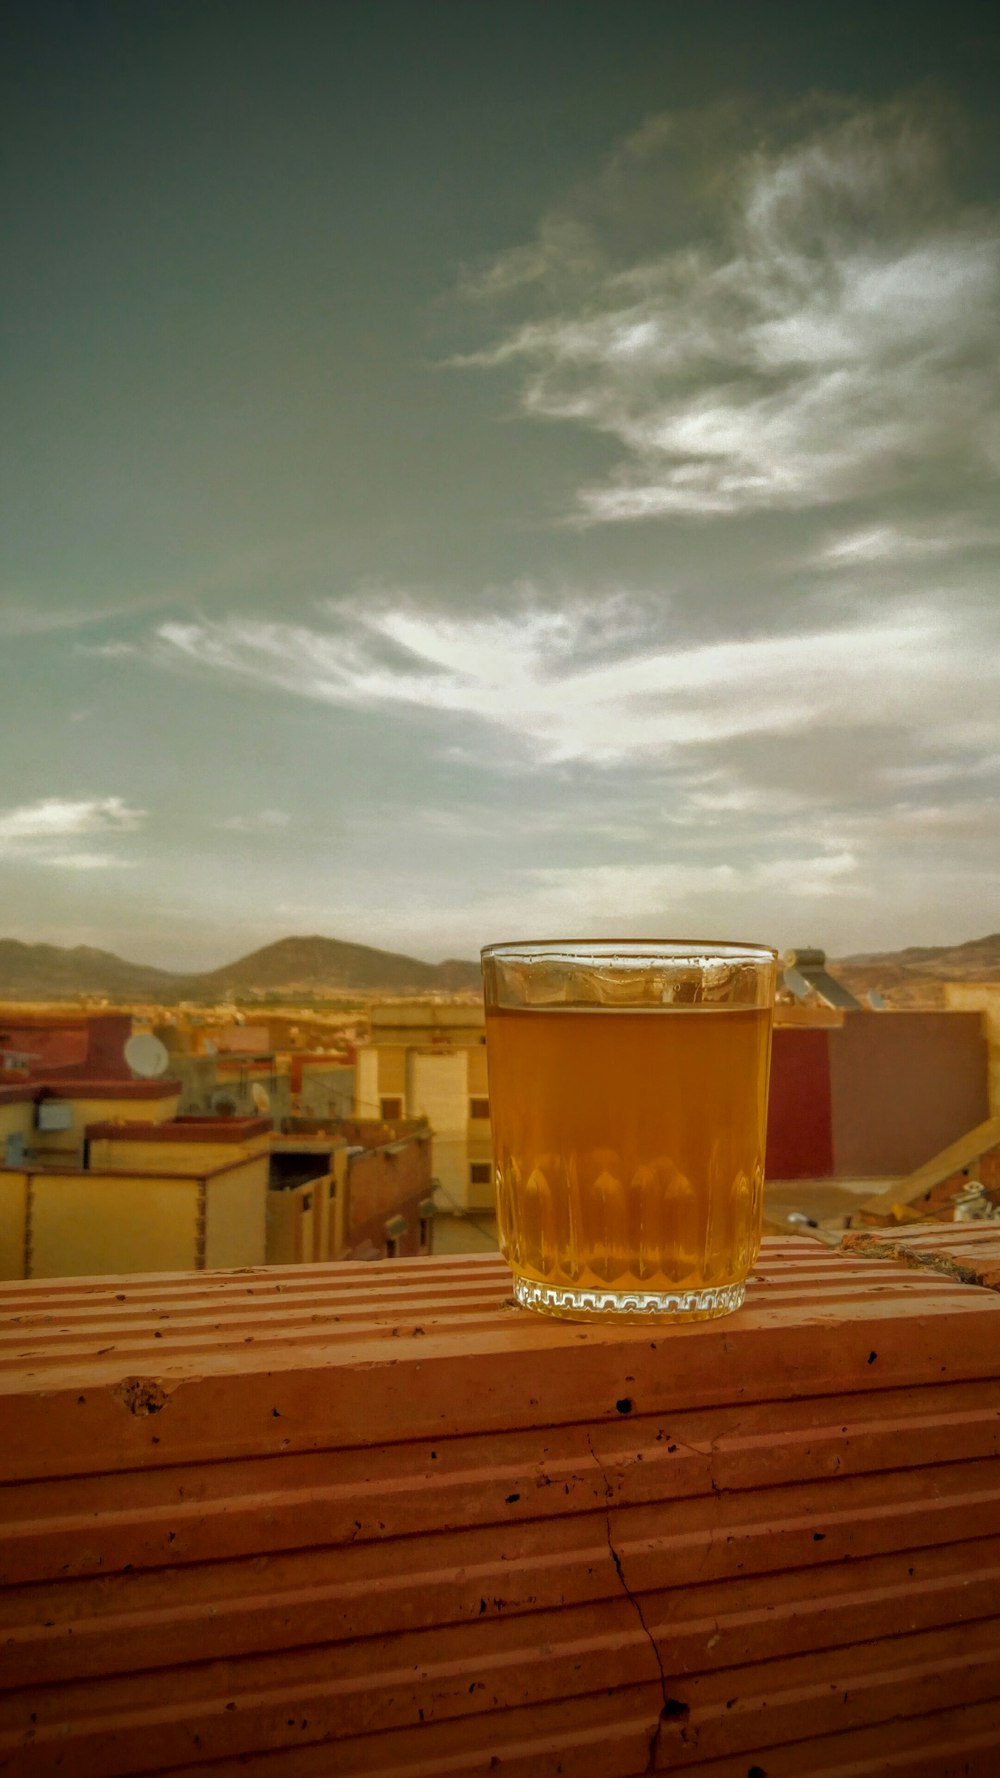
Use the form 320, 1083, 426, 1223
123, 1032, 170, 1079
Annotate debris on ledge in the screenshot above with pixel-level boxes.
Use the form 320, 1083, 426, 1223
842, 1219, 1000, 1292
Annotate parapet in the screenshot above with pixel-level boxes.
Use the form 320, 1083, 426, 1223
1, 1237, 999, 1773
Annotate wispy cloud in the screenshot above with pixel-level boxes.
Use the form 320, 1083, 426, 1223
154, 595, 993, 768
521, 852, 865, 923
0, 797, 146, 870
455, 98, 1000, 522
219, 809, 292, 832
75, 640, 138, 659
45, 852, 138, 871
812, 518, 1000, 568
0, 597, 159, 642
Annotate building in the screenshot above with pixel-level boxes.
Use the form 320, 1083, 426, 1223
0, 1081, 269, 1280
157, 1043, 354, 1125
0, 1076, 182, 1171
354, 1002, 493, 1250
353, 997, 991, 1254
0, 1009, 134, 1080
943, 983, 1000, 1115
767, 1007, 989, 1180
0, 1067, 431, 1280
267, 1116, 434, 1264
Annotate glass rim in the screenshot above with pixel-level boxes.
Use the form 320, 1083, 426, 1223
480, 937, 778, 963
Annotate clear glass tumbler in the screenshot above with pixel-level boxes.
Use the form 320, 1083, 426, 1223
482, 939, 777, 1322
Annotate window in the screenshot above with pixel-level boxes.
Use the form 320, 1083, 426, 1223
469, 1161, 492, 1186
418, 1197, 436, 1255
384, 1213, 407, 1259
469, 1097, 490, 1121
380, 1095, 403, 1120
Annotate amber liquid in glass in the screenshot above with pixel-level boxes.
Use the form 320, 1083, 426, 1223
486, 1004, 771, 1312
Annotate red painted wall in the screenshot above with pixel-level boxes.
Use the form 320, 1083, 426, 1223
766, 1028, 834, 1179
766, 1013, 988, 1181
0, 1013, 133, 1079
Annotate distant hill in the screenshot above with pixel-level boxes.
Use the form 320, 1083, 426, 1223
0, 934, 482, 1002
197, 936, 481, 996
0, 941, 198, 1001
837, 933, 1000, 982
831, 933, 1000, 1006
5, 929, 996, 1005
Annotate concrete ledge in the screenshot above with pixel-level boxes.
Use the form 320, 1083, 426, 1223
842, 1220, 1000, 1292
1, 1242, 999, 1773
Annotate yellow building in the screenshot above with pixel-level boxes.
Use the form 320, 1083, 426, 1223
2, 1080, 180, 1168
0, 1089, 268, 1280
86, 1113, 271, 1175
354, 1002, 495, 1250
0, 1087, 36, 1167
2, 1156, 266, 1279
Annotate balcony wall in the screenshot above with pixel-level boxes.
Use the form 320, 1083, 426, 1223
1, 1236, 999, 1774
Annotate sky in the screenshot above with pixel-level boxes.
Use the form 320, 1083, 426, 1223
2, 1, 999, 970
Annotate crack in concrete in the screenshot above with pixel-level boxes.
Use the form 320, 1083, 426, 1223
586, 1434, 672, 1773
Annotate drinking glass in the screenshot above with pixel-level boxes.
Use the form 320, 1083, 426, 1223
481, 939, 777, 1322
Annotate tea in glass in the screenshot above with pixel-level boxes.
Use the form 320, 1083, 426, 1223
481, 940, 776, 1322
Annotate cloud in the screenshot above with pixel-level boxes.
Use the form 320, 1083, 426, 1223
154, 594, 994, 768
878, 754, 1000, 788
812, 518, 1000, 568
455, 98, 1000, 521
0, 796, 146, 869
75, 640, 138, 659
219, 809, 292, 832
45, 853, 138, 870
0, 597, 159, 642
523, 851, 864, 918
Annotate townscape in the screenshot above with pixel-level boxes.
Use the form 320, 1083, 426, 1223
3, 929, 999, 1284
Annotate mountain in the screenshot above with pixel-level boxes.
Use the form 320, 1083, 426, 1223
836, 933, 1000, 981
0, 935, 482, 1002
830, 933, 1000, 1006
196, 936, 481, 996
0, 941, 198, 1001
5, 929, 997, 1005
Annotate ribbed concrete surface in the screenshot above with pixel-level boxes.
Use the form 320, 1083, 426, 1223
2, 1241, 999, 1776
843, 1218, 1000, 1291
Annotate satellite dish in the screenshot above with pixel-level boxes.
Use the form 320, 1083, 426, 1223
867, 989, 887, 1010
124, 1033, 169, 1079
251, 1082, 271, 1113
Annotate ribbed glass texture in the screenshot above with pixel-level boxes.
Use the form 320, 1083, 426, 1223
482, 939, 777, 1323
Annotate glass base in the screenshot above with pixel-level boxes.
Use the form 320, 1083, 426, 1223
512, 1273, 746, 1323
